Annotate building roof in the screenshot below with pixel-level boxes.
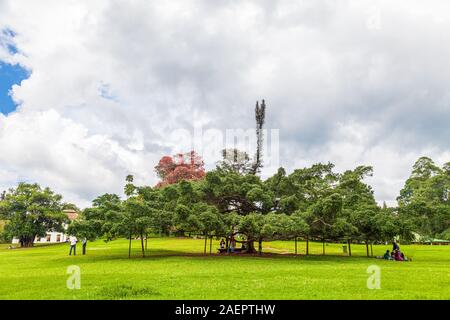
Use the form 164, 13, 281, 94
63, 209, 78, 221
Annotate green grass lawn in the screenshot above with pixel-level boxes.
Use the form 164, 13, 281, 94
0, 238, 449, 300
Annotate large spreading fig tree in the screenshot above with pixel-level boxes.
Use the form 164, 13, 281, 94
0, 183, 67, 247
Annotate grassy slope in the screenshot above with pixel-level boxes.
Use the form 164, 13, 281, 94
0, 238, 449, 300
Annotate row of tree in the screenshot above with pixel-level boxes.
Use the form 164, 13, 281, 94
2, 155, 447, 257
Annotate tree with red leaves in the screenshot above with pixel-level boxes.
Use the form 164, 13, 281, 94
155, 151, 206, 187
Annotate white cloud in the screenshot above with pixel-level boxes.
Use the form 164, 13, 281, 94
0, 0, 449, 207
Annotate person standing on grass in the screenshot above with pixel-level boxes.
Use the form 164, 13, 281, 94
82, 237, 87, 255
230, 237, 236, 253
69, 236, 77, 256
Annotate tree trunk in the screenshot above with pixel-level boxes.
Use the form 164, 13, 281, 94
29, 235, 35, 247
128, 232, 132, 258
209, 236, 213, 255
258, 239, 262, 255
226, 237, 229, 254
295, 237, 298, 255
365, 240, 369, 257
20, 236, 35, 247
347, 239, 352, 256
247, 240, 256, 253
175, 229, 185, 237
140, 233, 145, 258
370, 243, 373, 257
204, 234, 207, 255
306, 236, 309, 256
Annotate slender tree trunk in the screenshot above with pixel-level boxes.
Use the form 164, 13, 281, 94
209, 236, 212, 255
348, 239, 352, 257
204, 233, 207, 255
140, 233, 145, 258
370, 243, 373, 257
128, 232, 132, 258
258, 239, 262, 255
295, 237, 298, 255
226, 237, 229, 254
306, 236, 309, 256
365, 240, 369, 257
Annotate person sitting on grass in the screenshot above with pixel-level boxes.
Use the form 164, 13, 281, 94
400, 252, 408, 261
390, 250, 396, 260
394, 250, 404, 261
220, 239, 225, 249
383, 250, 391, 260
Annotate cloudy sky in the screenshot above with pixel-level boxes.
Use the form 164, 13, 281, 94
0, 0, 449, 207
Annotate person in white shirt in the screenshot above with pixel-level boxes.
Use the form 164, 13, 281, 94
69, 236, 78, 256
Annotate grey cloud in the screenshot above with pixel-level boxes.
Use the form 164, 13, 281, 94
0, 0, 449, 206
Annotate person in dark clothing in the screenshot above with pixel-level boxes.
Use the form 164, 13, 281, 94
400, 252, 408, 261
392, 241, 400, 251
82, 238, 87, 255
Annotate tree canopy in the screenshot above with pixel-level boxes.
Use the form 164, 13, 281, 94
397, 157, 450, 240
0, 183, 67, 247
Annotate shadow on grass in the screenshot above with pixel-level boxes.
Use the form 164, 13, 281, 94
56, 248, 383, 265
1, 242, 68, 250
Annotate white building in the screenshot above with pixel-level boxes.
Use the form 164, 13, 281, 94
12, 209, 78, 244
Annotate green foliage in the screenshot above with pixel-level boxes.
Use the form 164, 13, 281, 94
0, 183, 67, 247
238, 213, 264, 241
202, 170, 274, 215
0, 220, 8, 243
397, 157, 450, 238
80, 193, 123, 241
217, 148, 253, 175
4, 155, 447, 256
440, 227, 450, 240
